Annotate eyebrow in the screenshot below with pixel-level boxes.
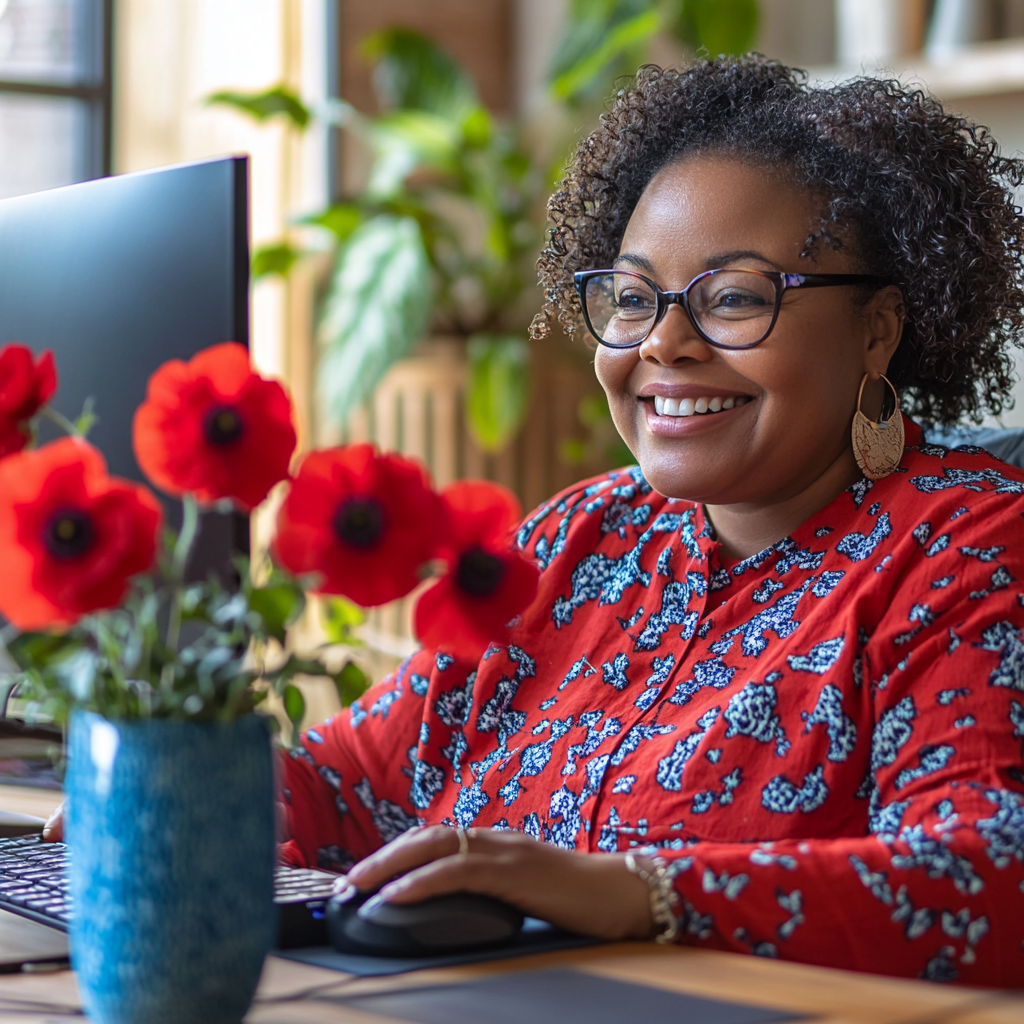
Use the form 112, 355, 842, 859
614, 249, 785, 273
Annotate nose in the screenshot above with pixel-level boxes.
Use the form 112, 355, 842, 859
638, 300, 713, 366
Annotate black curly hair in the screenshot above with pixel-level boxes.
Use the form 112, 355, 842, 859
533, 56, 1024, 426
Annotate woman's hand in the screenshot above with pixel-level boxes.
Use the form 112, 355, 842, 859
41, 801, 64, 842
342, 825, 656, 942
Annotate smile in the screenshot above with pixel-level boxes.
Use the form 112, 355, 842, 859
652, 395, 752, 417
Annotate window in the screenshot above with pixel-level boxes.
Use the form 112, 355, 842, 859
0, 0, 112, 200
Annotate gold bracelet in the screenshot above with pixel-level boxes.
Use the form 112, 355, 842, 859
624, 852, 679, 945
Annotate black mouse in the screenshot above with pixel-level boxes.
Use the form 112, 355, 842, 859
326, 886, 525, 957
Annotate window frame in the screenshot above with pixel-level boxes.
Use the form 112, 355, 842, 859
0, 0, 114, 181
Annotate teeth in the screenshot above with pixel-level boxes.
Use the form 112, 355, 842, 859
652, 395, 747, 417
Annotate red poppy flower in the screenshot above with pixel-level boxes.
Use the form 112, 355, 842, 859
273, 444, 444, 607
0, 438, 162, 629
0, 344, 57, 459
133, 342, 296, 510
413, 480, 540, 660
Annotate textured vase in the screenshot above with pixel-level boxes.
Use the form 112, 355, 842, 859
66, 711, 275, 1024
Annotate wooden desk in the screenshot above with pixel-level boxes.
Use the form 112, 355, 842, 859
0, 784, 1020, 1024
0, 943, 1021, 1024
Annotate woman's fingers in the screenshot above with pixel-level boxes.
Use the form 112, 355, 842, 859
41, 801, 64, 842
347, 827, 655, 941
346, 825, 460, 889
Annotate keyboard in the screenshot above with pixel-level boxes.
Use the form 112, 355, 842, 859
0, 835, 338, 949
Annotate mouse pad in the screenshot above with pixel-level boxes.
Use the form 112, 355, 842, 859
276, 918, 599, 977
327, 967, 803, 1024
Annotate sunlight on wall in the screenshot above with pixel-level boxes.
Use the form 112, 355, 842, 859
112, 0, 327, 391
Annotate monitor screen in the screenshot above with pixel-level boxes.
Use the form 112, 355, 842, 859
0, 156, 251, 571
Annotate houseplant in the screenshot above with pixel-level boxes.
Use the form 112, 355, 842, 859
0, 340, 539, 1024
210, 28, 542, 455
210, 8, 763, 469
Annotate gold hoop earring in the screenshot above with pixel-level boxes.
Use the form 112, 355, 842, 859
851, 373, 905, 480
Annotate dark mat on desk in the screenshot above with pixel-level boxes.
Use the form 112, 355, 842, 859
276, 918, 599, 977
328, 967, 801, 1024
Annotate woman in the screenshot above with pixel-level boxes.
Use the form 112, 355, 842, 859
53, 57, 1024, 984
280, 58, 1024, 985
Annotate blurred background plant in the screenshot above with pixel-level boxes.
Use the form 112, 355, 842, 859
208, 3, 763, 465
550, 0, 760, 107
211, 28, 541, 456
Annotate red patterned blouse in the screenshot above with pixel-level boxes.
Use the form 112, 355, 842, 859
281, 418, 1024, 986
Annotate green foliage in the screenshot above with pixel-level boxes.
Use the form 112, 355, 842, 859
206, 84, 311, 129
317, 215, 433, 424
210, 31, 541, 451
333, 661, 369, 708
252, 242, 303, 281
247, 582, 305, 644
319, 597, 365, 646
362, 28, 477, 119
302, 203, 363, 243
281, 683, 305, 743
549, 0, 761, 105
562, 392, 635, 468
72, 397, 98, 439
467, 335, 531, 452
3, 515, 369, 742
675, 0, 760, 57
549, 1, 662, 104
366, 110, 463, 200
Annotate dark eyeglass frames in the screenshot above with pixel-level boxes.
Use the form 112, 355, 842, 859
574, 268, 886, 350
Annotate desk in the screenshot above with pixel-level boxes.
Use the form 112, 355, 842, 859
0, 784, 1021, 1024
0, 942, 1021, 1024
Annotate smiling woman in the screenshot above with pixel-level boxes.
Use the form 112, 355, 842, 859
274, 57, 1024, 986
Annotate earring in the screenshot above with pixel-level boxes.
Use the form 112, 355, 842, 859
851, 373, 905, 480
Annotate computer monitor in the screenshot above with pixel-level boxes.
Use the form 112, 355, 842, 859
0, 156, 251, 570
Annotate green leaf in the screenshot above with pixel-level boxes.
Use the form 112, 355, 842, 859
317, 215, 432, 426
74, 396, 98, 439
460, 107, 493, 149
333, 661, 369, 708
282, 683, 306, 730
249, 584, 304, 644
6, 631, 77, 670
466, 335, 531, 453
549, 2, 660, 103
362, 28, 478, 120
560, 438, 588, 465
675, 0, 760, 57
320, 597, 365, 646
302, 203, 363, 243
252, 242, 303, 281
206, 85, 311, 130
367, 110, 462, 199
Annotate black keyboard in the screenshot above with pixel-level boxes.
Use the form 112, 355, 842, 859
0, 835, 337, 949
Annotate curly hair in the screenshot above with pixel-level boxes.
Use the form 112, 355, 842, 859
533, 56, 1024, 426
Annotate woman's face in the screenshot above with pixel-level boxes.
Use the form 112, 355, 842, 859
595, 156, 897, 507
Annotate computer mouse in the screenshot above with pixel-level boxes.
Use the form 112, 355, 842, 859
326, 885, 525, 957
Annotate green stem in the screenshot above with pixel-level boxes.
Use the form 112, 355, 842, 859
172, 495, 200, 581
160, 495, 200, 693
41, 406, 82, 437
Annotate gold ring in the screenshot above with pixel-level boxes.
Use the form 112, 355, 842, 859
455, 827, 476, 856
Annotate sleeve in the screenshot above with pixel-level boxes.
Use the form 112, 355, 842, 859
656, 492, 1024, 987
276, 472, 620, 872
278, 647, 437, 872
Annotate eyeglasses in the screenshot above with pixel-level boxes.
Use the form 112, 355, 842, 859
574, 268, 886, 350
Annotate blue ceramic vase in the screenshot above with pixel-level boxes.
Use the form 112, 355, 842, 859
66, 711, 275, 1024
